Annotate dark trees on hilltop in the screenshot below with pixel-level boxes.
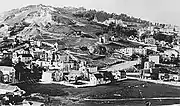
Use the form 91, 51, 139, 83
154, 33, 175, 43
73, 9, 149, 24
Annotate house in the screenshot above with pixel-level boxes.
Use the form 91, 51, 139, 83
149, 54, 160, 64
134, 47, 147, 55
119, 47, 134, 56
33, 49, 53, 61
0, 66, 16, 83
159, 71, 180, 81
140, 69, 152, 79
79, 60, 87, 67
145, 36, 156, 45
99, 34, 111, 44
103, 18, 125, 26
35, 40, 42, 47
159, 73, 169, 81
35, 61, 51, 67
53, 52, 70, 63
64, 70, 82, 82
159, 41, 167, 47
145, 45, 157, 52
164, 49, 179, 59
18, 54, 33, 63
0, 83, 25, 95
79, 66, 97, 73
169, 73, 180, 81
119, 47, 147, 56
144, 61, 155, 69
173, 45, 180, 53
0, 52, 4, 61
52, 70, 64, 82
89, 73, 104, 85
113, 70, 126, 80
2, 50, 12, 59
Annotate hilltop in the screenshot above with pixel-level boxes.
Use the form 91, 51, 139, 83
0, 4, 150, 40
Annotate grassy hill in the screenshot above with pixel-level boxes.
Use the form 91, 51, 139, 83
0, 4, 151, 49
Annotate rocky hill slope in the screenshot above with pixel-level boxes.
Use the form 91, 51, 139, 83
0, 4, 150, 48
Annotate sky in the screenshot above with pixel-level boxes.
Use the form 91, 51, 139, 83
1, 0, 180, 25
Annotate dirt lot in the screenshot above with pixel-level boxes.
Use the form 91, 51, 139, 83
17, 79, 180, 106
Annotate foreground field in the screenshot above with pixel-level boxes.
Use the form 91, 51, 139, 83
16, 79, 180, 106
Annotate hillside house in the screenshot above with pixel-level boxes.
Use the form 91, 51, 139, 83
119, 47, 146, 56
149, 55, 160, 64
145, 45, 157, 52
53, 52, 70, 63
134, 46, 147, 55
119, 47, 134, 56
164, 49, 179, 59
145, 36, 156, 45
99, 34, 111, 44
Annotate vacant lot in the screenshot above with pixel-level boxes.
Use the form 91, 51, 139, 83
17, 79, 180, 106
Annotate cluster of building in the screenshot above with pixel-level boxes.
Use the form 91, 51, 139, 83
0, 17, 180, 87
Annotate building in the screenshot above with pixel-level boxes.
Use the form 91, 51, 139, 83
140, 69, 152, 79
119, 47, 147, 56
119, 47, 134, 56
53, 52, 70, 63
145, 45, 157, 52
89, 73, 104, 85
145, 36, 156, 45
0, 83, 25, 95
103, 18, 125, 26
41, 71, 53, 82
2, 50, 12, 59
144, 61, 155, 69
134, 47, 147, 55
149, 55, 160, 64
164, 49, 179, 59
99, 34, 111, 44
35, 61, 51, 67
113, 70, 126, 80
18, 54, 33, 63
0, 66, 16, 83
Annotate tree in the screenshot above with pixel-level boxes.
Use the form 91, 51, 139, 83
14, 62, 26, 81
0, 57, 12, 66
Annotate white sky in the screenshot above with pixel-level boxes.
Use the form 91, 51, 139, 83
1, 0, 180, 25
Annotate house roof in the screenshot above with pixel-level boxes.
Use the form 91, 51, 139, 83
18, 54, 33, 57
0, 83, 24, 94
141, 69, 151, 73
94, 73, 104, 79
0, 66, 15, 71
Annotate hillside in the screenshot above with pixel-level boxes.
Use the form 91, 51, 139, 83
0, 4, 150, 47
